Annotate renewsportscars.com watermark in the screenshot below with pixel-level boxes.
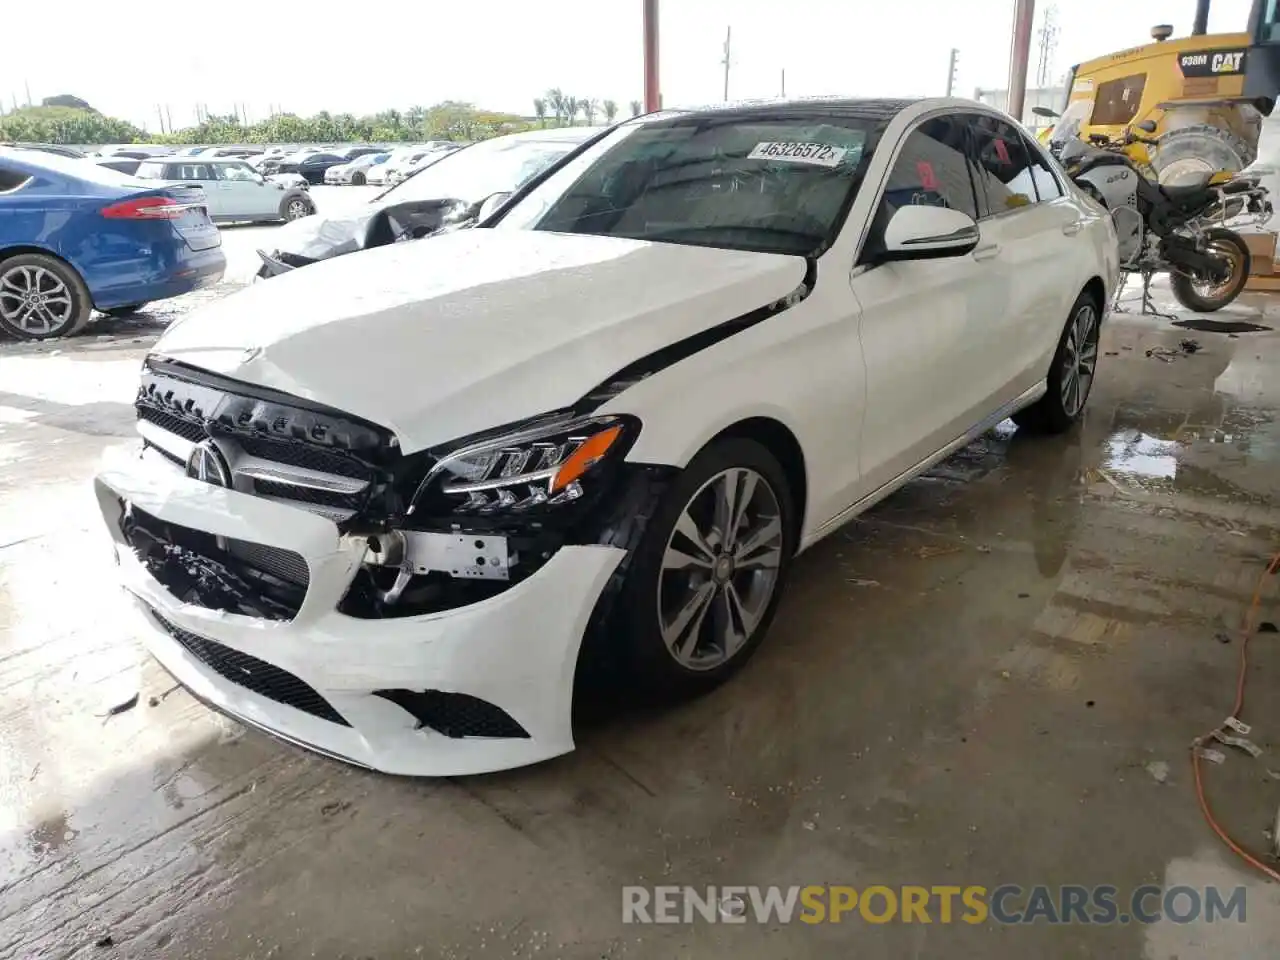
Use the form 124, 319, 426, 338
622, 885, 1248, 926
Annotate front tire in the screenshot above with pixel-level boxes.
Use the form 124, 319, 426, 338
352, 171, 366, 186
1169, 228, 1250, 313
0, 253, 93, 340
1013, 290, 1101, 434
607, 438, 796, 698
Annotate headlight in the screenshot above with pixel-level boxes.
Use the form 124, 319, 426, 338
408, 414, 637, 517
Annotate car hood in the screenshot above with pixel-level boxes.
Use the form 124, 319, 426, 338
267, 201, 392, 259
153, 229, 806, 452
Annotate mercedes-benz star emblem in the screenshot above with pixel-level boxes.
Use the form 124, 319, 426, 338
186, 440, 232, 487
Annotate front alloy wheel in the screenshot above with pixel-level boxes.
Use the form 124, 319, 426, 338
596, 438, 796, 698
285, 197, 312, 221
659, 467, 785, 671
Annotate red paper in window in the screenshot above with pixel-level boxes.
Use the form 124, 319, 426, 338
916, 160, 938, 190
994, 138, 1010, 163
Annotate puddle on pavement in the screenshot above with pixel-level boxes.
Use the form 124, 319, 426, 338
1172, 317, 1272, 334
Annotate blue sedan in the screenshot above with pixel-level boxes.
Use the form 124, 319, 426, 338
0, 148, 226, 340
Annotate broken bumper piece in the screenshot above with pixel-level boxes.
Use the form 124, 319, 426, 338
93, 446, 624, 776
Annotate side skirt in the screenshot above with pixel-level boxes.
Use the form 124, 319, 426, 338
801, 380, 1047, 550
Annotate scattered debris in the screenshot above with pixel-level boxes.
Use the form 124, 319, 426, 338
1145, 760, 1170, 784
1216, 632, 1233, 645
99, 693, 139, 719
802, 820, 816, 832
321, 799, 352, 817
1145, 346, 1182, 363
148, 696, 160, 707
1017, 592, 1030, 599
976, 545, 991, 554
28, 763, 39, 782
94, 934, 114, 949
999, 670, 1012, 680
1085, 700, 1096, 708
1199, 747, 1227, 765
1104, 350, 1120, 356
1273, 804, 1280, 859
845, 577, 880, 587
1214, 729, 1263, 758
1178, 338, 1201, 354
1267, 769, 1280, 781
917, 544, 962, 560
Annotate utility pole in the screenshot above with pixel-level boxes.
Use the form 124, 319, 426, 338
1006, 0, 1036, 123
722, 26, 732, 101
157, 104, 166, 134
946, 48, 959, 96
643, 0, 661, 112
24, 81, 32, 107
781, 68, 786, 97
1035, 3, 1059, 88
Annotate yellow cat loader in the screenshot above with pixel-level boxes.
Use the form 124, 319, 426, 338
1040, 0, 1280, 185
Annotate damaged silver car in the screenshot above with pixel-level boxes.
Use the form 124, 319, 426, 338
255, 126, 600, 279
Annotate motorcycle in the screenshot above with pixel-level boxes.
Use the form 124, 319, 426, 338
1057, 121, 1272, 314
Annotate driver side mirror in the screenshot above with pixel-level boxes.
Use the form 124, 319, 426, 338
1032, 105, 1061, 119
1136, 119, 1158, 133
877, 206, 980, 262
476, 191, 513, 223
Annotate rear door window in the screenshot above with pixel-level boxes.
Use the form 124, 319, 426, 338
135, 161, 167, 179
1090, 74, 1146, 125
966, 115, 1037, 217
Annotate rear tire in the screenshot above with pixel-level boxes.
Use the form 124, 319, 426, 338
0, 253, 93, 340
1012, 289, 1102, 434
282, 195, 314, 221
604, 438, 797, 699
1169, 228, 1250, 313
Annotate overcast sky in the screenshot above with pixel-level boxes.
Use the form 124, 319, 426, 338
1, 0, 1257, 130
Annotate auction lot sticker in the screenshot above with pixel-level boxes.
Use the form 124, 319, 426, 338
748, 142, 847, 167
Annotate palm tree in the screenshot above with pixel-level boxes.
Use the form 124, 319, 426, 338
564, 96, 580, 126
581, 99, 599, 125
602, 99, 618, 124
629, 99, 643, 117
533, 98, 547, 127
546, 88, 565, 126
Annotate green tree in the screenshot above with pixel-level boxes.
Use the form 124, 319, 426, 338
580, 98, 599, 125
546, 88, 565, 126
630, 99, 643, 117
564, 96, 580, 126
533, 97, 547, 127
602, 99, 618, 124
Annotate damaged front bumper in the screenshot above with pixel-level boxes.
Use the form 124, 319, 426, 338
93, 445, 624, 776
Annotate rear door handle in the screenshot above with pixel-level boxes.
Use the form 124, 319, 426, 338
1062, 221, 1083, 236
973, 243, 1001, 261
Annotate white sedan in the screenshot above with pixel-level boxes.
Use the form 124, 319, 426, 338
95, 97, 1118, 776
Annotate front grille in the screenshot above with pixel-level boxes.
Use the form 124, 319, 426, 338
151, 610, 349, 726
139, 406, 206, 442
250, 477, 364, 512
226, 538, 311, 586
237, 435, 372, 481
373, 689, 529, 739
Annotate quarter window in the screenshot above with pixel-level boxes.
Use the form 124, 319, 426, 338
1025, 139, 1063, 200
0, 165, 31, 192
967, 116, 1037, 217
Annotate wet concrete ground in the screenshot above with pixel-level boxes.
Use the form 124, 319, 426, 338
1, 257, 1279, 958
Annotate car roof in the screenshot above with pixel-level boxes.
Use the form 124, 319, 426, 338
633, 96, 924, 126
140, 156, 249, 165
500, 126, 603, 145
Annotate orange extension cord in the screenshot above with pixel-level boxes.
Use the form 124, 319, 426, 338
1191, 550, 1280, 883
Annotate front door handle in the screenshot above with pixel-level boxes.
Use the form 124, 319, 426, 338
1062, 220, 1084, 236
972, 243, 1001, 261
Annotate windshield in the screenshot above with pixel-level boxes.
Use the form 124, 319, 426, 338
1048, 98, 1093, 148
377, 136, 582, 205
499, 116, 876, 257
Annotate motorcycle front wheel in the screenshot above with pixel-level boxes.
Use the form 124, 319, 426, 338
1170, 228, 1251, 313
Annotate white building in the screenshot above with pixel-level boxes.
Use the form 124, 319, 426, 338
972, 85, 1068, 131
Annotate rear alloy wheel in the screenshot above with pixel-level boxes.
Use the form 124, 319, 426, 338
607, 438, 796, 697
283, 196, 313, 221
0, 253, 92, 340
1013, 291, 1101, 433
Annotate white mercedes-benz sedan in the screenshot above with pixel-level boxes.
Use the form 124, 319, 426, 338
94, 97, 1119, 776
